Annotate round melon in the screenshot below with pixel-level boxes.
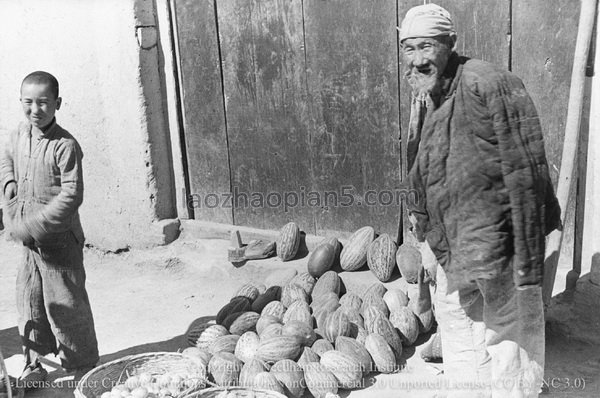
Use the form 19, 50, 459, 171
277, 222, 301, 261
396, 243, 422, 283
340, 226, 375, 271
367, 233, 397, 282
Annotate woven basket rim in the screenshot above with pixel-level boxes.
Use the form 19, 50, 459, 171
74, 351, 204, 397
180, 386, 289, 398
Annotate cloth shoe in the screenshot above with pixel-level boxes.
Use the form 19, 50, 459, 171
18, 362, 48, 390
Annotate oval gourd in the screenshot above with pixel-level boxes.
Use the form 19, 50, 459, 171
312, 271, 341, 298
256, 335, 304, 363
389, 307, 420, 346
364, 333, 397, 374
335, 336, 373, 375
307, 243, 336, 278
320, 350, 363, 389
303, 362, 338, 398
234, 331, 260, 363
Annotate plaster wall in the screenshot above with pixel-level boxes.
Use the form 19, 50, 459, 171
0, 0, 178, 250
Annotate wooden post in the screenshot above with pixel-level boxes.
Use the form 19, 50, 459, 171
543, 0, 598, 304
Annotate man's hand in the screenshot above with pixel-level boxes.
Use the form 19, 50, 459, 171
4, 181, 16, 201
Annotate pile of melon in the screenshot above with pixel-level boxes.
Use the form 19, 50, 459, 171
186, 262, 435, 397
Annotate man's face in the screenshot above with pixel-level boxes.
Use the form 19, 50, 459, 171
402, 36, 453, 95
20, 82, 61, 129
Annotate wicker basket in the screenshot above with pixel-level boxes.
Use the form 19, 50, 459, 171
74, 352, 206, 398
181, 387, 288, 398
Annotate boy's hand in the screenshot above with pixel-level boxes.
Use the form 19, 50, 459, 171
4, 181, 17, 200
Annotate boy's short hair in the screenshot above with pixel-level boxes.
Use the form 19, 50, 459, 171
21, 71, 59, 99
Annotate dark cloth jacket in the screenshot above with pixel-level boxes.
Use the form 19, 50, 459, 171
407, 53, 560, 290
0, 120, 85, 247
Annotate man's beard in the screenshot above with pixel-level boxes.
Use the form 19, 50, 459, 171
406, 68, 443, 99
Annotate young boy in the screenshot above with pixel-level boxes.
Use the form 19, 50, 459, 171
0, 71, 99, 386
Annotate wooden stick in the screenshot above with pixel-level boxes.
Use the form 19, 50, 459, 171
543, 0, 598, 304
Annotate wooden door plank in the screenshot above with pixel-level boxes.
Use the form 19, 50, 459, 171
304, 0, 401, 239
217, 0, 315, 233
512, 0, 581, 276
174, 0, 232, 223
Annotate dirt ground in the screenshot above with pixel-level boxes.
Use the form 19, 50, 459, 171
1, 228, 599, 398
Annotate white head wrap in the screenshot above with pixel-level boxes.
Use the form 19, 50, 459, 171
398, 3, 456, 42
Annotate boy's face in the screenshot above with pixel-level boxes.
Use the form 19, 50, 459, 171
20, 82, 62, 129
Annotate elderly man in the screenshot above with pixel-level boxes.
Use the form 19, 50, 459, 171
400, 4, 561, 398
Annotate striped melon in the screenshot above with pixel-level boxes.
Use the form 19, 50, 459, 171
281, 283, 310, 308
310, 291, 339, 313
303, 362, 338, 398
251, 286, 282, 313
396, 243, 422, 283
261, 301, 286, 321
297, 346, 321, 369
367, 233, 397, 282
340, 226, 375, 271
256, 314, 281, 336
335, 336, 373, 375
362, 306, 387, 332
229, 311, 260, 335
339, 292, 362, 312
234, 283, 260, 302
360, 294, 390, 319
196, 324, 229, 350
277, 222, 301, 261
282, 320, 317, 346
383, 289, 409, 313
290, 272, 317, 296
208, 352, 243, 386
282, 300, 313, 326
209, 334, 240, 355
368, 313, 402, 358
259, 323, 283, 341
234, 331, 260, 363
256, 335, 304, 363
312, 271, 341, 298
271, 359, 306, 398
320, 350, 363, 389
253, 372, 286, 395
363, 282, 388, 299
364, 333, 397, 374
389, 307, 420, 346
323, 309, 352, 343
311, 339, 334, 356
239, 358, 268, 387
186, 320, 216, 347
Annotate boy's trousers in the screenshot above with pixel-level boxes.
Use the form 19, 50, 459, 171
16, 231, 99, 370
